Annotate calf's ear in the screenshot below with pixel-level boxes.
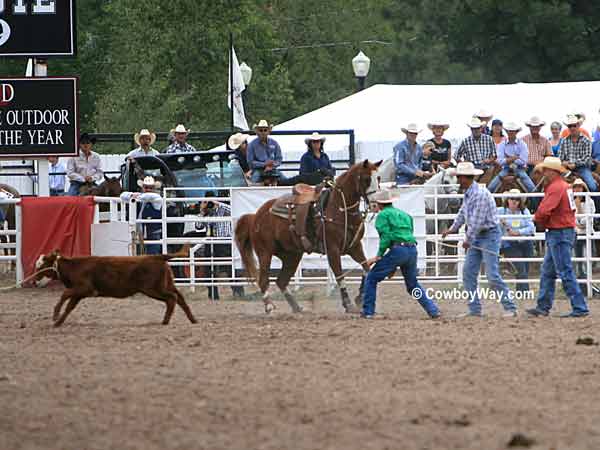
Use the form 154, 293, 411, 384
362, 159, 370, 168
374, 160, 383, 168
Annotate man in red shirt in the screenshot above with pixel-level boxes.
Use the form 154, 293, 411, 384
527, 157, 590, 317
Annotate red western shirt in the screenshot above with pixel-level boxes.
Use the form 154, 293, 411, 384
534, 177, 576, 229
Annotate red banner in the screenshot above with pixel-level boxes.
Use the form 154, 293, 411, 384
21, 196, 95, 278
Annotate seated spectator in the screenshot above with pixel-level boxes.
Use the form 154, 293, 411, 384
549, 121, 563, 156
455, 117, 497, 169
300, 132, 335, 179
67, 133, 103, 196
592, 132, 600, 172
120, 176, 163, 255
427, 121, 452, 169
572, 178, 595, 295
475, 109, 493, 135
227, 132, 251, 178
560, 112, 591, 139
558, 115, 597, 194
421, 141, 434, 173
247, 119, 285, 184
164, 124, 197, 153
490, 119, 506, 148
394, 123, 432, 185
48, 156, 66, 196
498, 189, 535, 292
488, 122, 535, 193
127, 129, 159, 159
523, 116, 553, 175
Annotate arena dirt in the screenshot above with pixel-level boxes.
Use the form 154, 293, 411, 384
1, 281, 600, 450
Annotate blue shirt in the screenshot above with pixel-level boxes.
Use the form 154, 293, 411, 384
299, 150, 335, 176
247, 137, 283, 170
592, 139, 600, 162
497, 139, 528, 167
49, 161, 66, 191
393, 139, 423, 184
497, 206, 535, 248
450, 182, 499, 244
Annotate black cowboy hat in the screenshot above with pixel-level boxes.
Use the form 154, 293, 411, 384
79, 133, 97, 144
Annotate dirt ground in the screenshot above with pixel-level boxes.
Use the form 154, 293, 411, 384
2, 279, 600, 450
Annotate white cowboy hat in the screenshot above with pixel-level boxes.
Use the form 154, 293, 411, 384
137, 176, 162, 189
227, 133, 249, 150
475, 109, 493, 118
572, 178, 589, 191
401, 123, 422, 134
134, 129, 157, 146
174, 124, 190, 133
427, 121, 450, 130
503, 122, 522, 132
503, 188, 526, 205
304, 132, 326, 145
254, 119, 271, 129
563, 115, 580, 126
372, 190, 396, 204
537, 156, 566, 173
468, 117, 484, 128
525, 116, 546, 127
447, 161, 484, 176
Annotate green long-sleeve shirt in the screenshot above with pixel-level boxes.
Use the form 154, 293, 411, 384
375, 206, 416, 256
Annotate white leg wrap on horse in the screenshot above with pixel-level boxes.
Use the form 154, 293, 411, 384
338, 280, 347, 290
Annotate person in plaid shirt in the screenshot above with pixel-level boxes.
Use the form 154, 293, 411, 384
558, 115, 597, 192
523, 116, 553, 174
455, 117, 497, 169
164, 124, 197, 153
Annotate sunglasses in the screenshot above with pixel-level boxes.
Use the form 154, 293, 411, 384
257, 128, 269, 132
568, 124, 578, 129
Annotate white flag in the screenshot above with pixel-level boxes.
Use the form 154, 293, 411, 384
228, 46, 249, 130
25, 58, 33, 77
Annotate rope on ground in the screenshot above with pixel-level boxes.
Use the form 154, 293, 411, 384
0, 266, 58, 292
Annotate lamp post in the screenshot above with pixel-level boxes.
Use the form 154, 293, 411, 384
240, 62, 252, 126
352, 51, 370, 91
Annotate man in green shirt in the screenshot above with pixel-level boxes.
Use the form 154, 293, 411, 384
362, 190, 440, 318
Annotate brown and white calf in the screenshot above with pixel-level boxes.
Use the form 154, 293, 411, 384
34, 251, 197, 327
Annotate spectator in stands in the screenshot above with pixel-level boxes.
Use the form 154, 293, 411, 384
498, 189, 535, 293
247, 119, 284, 183
48, 156, 66, 196
549, 121, 563, 156
475, 109, 493, 135
455, 117, 497, 170
421, 141, 434, 174
67, 133, 104, 196
427, 121, 452, 169
120, 176, 163, 255
558, 115, 597, 193
572, 178, 595, 295
127, 129, 159, 159
300, 132, 335, 179
164, 124, 197, 153
394, 123, 431, 185
592, 135, 600, 172
490, 119, 506, 148
523, 116, 553, 174
489, 122, 535, 193
227, 132, 251, 178
198, 191, 244, 300
561, 112, 591, 139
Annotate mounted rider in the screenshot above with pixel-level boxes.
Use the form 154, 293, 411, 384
247, 119, 285, 184
66, 133, 104, 196
393, 123, 433, 185
127, 129, 159, 159
455, 117, 497, 171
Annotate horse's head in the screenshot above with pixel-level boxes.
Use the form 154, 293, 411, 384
98, 175, 123, 196
33, 250, 61, 287
353, 159, 382, 202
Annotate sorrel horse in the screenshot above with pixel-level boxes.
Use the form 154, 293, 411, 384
79, 175, 123, 197
235, 160, 382, 314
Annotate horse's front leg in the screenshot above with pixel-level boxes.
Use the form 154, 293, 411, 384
326, 248, 359, 314
347, 244, 371, 308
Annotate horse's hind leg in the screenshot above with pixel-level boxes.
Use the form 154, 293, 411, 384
276, 252, 303, 313
257, 251, 275, 314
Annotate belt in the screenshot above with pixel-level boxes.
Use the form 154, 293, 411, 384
392, 241, 416, 247
546, 227, 574, 232
478, 226, 496, 234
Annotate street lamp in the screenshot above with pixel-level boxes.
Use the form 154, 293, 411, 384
240, 62, 252, 86
352, 51, 370, 91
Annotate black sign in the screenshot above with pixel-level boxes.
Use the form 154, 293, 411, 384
0, 0, 75, 57
0, 77, 78, 157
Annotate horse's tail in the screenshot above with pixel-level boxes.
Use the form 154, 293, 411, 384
235, 214, 257, 281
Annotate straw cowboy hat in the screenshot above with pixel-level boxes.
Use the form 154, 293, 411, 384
563, 115, 580, 127
137, 176, 162, 190
573, 178, 589, 191
525, 116, 546, 127
401, 123, 422, 134
304, 132, 326, 145
427, 121, 450, 130
468, 117, 484, 128
503, 122, 522, 132
174, 124, 190, 134
134, 129, 156, 146
372, 190, 396, 204
503, 188, 526, 206
227, 133, 249, 150
447, 161, 484, 177
254, 119, 272, 129
537, 156, 566, 173
475, 109, 493, 119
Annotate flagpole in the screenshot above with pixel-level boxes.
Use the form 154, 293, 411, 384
229, 32, 234, 131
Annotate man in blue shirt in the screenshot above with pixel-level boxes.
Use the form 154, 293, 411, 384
592, 136, 600, 171
48, 156, 66, 196
393, 123, 432, 185
247, 119, 285, 184
488, 122, 536, 193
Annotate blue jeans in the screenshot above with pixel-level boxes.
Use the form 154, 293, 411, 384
463, 225, 516, 314
250, 168, 286, 183
67, 181, 83, 196
395, 173, 416, 185
488, 166, 536, 193
535, 228, 589, 315
575, 167, 598, 191
50, 189, 65, 196
362, 245, 439, 317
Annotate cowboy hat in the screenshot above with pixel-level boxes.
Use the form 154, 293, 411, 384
304, 132, 326, 145
372, 190, 396, 204
79, 133, 97, 144
503, 122, 522, 132
447, 161, 484, 176
525, 116, 546, 127
475, 109, 493, 118
174, 124, 190, 133
254, 119, 272, 129
137, 176, 162, 189
427, 121, 450, 130
563, 115, 580, 127
227, 133, 249, 150
537, 156, 566, 173
134, 129, 156, 146
401, 123, 422, 134
572, 178, 589, 191
467, 117, 484, 128
503, 188, 526, 206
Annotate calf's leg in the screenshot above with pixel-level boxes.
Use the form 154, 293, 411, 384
54, 297, 83, 327
53, 289, 74, 322
174, 288, 198, 323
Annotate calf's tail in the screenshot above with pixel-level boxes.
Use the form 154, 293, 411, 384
235, 214, 257, 281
